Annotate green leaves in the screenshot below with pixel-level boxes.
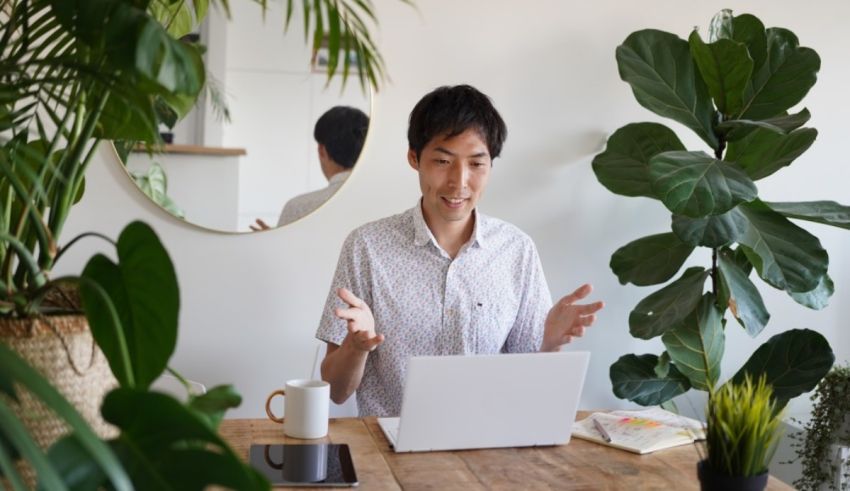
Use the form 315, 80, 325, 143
789, 274, 834, 311
610, 233, 694, 286
649, 151, 758, 218
661, 294, 725, 390
716, 108, 810, 140
671, 207, 748, 247
0, 344, 132, 491
688, 30, 753, 116
600, 10, 838, 415
726, 127, 817, 180
610, 354, 691, 406
737, 200, 828, 293
48, 389, 268, 490
616, 30, 718, 149
739, 28, 820, 120
765, 201, 850, 230
592, 123, 685, 199
80, 222, 179, 390
717, 249, 770, 336
733, 329, 834, 408
629, 267, 709, 339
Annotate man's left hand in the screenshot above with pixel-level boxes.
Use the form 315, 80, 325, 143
541, 283, 604, 352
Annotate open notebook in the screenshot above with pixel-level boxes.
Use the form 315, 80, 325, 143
572, 407, 705, 454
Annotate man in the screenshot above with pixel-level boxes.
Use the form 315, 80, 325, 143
251, 106, 369, 230
317, 85, 603, 416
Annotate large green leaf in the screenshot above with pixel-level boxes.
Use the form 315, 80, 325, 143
688, 31, 752, 116
737, 200, 828, 293
629, 267, 709, 339
730, 14, 767, 76
592, 123, 685, 199
739, 28, 820, 120
616, 30, 718, 149
49, 389, 268, 490
0, 344, 132, 490
649, 150, 758, 218
764, 201, 850, 230
717, 250, 770, 337
80, 221, 179, 389
609, 232, 694, 286
788, 274, 833, 311
671, 206, 748, 247
725, 127, 817, 181
661, 293, 724, 390
610, 353, 691, 406
732, 329, 834, 408
716, 108, 810, 141
188, 385, 243, 430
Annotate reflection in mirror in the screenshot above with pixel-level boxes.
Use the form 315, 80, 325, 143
119, 2, 372, 233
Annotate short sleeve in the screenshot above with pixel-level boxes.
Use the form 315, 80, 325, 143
503, 240, 552, 353
315, 229, 372, 346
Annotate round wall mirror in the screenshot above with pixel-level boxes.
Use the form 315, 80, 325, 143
117, 2, 372, 233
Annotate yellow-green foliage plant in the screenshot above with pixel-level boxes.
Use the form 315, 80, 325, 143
704, 375, 784, 478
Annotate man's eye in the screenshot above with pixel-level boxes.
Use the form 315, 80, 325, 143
473, 162, 487, 167
436, 159, 450, 164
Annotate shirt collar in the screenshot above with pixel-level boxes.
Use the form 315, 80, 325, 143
411, 200, 486, 250
328, 170, 352, 185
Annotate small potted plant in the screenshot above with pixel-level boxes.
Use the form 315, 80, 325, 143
698, 375, 785, 491
794, 364, 850, 490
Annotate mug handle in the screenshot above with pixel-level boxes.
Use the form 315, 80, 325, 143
265, 389, 286, 423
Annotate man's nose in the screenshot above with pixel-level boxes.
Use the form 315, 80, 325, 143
447, 162, 468, 189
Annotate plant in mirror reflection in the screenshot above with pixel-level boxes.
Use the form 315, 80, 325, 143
593, 9, 847, 413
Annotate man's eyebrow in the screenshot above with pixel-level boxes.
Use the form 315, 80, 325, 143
433, 147, 489, 159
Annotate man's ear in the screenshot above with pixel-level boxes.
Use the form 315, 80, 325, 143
318, 144, 328, 160
407, 148, 419, 170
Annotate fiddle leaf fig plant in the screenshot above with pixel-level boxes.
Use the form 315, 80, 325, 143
595, 9, 844, 409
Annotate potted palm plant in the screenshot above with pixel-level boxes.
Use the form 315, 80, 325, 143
0, 0, 271, 486
594, 8, 844, 413
1, 0, 402, 487
698, 374, 784, 491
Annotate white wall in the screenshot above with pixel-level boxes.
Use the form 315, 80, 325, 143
58, 0, 850, 426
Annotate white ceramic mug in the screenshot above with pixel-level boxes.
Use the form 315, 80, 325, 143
265, 379, 330, 439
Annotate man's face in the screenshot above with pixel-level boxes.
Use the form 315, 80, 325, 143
408, 128, 492, 227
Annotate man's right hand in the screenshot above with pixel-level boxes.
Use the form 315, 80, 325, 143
335, 287, 384, 352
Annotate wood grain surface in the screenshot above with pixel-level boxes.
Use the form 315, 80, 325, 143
219, 414, 794, 490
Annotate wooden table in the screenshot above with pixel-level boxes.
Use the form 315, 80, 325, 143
219, 414, 793, 490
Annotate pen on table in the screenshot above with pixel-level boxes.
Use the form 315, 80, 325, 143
592, 417, 612, 443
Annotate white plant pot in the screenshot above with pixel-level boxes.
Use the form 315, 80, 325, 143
818, 443, 850, 491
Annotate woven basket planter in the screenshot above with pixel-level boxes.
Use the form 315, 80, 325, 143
0, 315, 118, 448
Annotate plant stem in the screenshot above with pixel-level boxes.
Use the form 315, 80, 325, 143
712, 247, 718, 300
711, 136, 725, 304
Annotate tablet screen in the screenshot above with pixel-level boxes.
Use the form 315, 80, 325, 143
249, 444, 358, 487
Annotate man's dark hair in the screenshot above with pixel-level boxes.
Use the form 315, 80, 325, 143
314, 106, 369, 169
407, 85, 507, 160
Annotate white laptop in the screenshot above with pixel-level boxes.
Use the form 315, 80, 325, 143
377, 351, 589, 452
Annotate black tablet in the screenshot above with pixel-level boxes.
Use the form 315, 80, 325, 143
248, 444, 358, 487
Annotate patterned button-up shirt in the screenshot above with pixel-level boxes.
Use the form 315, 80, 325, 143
315, 201, 552, 416
277, 170, 352, 226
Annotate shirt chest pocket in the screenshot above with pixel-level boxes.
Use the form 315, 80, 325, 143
468, 293, 520, 354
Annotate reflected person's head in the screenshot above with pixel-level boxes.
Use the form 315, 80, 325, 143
407, 85, 507, 162
314, 106, 369, 178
